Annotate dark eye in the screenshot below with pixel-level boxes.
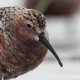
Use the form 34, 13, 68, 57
25, 22, 33, 29
27, 24, 32, 29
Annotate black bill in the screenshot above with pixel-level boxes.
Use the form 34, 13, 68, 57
38, 32, 63, 67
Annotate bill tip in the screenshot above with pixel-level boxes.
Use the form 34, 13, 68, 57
59, 62, 63, 67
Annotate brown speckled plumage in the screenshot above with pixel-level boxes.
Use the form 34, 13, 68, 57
0, 6, 47, 80
0, 6, 63, 80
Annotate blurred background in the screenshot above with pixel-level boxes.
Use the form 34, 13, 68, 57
0, 0, 80, 80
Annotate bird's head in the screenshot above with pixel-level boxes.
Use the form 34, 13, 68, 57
3, 8, 63, 67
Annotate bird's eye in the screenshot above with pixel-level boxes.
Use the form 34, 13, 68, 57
27, 24, 32, 29
26, 22, 33, 29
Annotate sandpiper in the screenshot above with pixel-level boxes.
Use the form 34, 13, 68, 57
0, 6, 63, 80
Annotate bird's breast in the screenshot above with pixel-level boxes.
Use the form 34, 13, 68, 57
1, 39, 48, 76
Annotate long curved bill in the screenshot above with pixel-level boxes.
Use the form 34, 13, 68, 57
38, 32, 63, 67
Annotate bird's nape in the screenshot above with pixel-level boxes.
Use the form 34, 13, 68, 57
38, 32, 63, 67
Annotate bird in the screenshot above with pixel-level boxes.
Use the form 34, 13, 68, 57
0, 6, 63, 80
